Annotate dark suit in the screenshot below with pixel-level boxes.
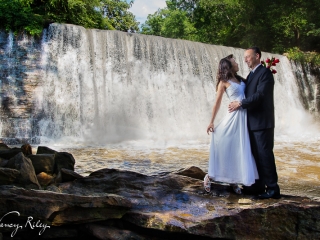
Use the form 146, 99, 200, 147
241, 65, 279, 189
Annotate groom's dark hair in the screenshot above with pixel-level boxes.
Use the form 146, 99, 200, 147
247, 46, 261, 59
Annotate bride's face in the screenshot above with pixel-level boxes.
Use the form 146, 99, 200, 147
230, 58, 239, 73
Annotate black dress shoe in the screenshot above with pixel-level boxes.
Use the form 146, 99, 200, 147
242, 185, 265, 195
258, 188, 281, 199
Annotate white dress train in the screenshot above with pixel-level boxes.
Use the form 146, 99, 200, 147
208, 80, 258, 186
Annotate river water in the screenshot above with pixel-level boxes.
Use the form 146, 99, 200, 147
33, 137, 320, 200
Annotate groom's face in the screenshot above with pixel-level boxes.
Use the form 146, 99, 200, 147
244, 49, 260, 69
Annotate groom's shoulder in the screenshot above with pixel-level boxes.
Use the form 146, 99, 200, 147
256, 65, 266, 73
256, 65, 272, 76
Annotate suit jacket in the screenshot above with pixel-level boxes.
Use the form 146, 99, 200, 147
241, 65, 275, 131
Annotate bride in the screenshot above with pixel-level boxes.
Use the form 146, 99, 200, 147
204, 54, 258, 194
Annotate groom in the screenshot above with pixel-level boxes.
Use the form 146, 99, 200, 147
229, 46, 280, 199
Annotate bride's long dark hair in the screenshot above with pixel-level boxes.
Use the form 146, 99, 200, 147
216, 56, 233, 91
216, 54, 244, 91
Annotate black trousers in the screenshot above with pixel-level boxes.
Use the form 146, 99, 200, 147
249, 128, 278, 189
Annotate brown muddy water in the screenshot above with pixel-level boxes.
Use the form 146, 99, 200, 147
43, 140, 320, 200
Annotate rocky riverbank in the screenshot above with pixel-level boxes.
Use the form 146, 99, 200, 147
0, 143, 319, 240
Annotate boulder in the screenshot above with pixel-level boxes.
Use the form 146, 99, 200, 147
36, 146, 75, 173
0, 148, 21, 160
54, 152, 75, 173
39, 227, 79, 239
57, 168, 320, 239
36, 146, 56, 155
85, 223, 146, 240
21, 144, 32, 156
0, 164, 319, 239
0, 185, 132, 226
28, 154, 55, 174
0, 168, 20, 185
60, 168, 83, 182
9, 152, 40, 189
0, 158, 8, 167
173, 165, 206, 180
0, 143, 10, 150
37, 172, 54, 186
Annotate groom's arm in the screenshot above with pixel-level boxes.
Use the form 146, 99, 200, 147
241, 69, 274, 110
228, 69, 274, 112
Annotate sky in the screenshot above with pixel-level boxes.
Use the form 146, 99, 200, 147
128, 0, 167, 26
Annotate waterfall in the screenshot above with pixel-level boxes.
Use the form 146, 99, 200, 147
0, 23, 319, 146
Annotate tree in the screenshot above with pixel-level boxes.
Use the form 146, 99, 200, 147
0, 0, 139, 35
141, 9, 165, 36
97, 0, 138, 31
193, 0, 243, 45
140, 0, 320, 53
0, 0, 44, 35
141, 1, 196, 40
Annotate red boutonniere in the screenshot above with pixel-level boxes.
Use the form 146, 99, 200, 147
261, 57, 280, 74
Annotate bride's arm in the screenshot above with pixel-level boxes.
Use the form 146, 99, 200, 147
207, 81, 226, 134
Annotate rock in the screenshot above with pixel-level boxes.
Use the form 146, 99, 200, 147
0, 143, 10, 150
46, 184, 61, 193
0, 158, 8, 167
21, 144, 32, 156
0, 168, 20, 185
39, 226, 78, 239
85, 223, 146, 240
0, 166, 319, 239
36, 146, 56, 155
9, 152, 40, 189
28, 154, 55, 174
36, 146, 75, 173
54, 152, 75, 173
238, 198, 253, 204
54, 170, 62, 184
37, 172, 54, 186
173, 166, 206, 180
61, 168, 83, 182
58, 168, 320, 239
0, 148, 22, 160
0, 185, 132, 226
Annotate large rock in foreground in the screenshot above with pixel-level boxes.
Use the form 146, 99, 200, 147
0, 167, 319, 239
5, 152, 41, 189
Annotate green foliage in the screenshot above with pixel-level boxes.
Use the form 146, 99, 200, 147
140, 0, 320, 56
162, 9, 196, 40
0, 0, 139, 36
285, 47, 320, 66
141, 7, 196, 40
0, 0, 44, 35
100, 0, 137, 31
141, 9, 164, 36
193, 0, 244, 45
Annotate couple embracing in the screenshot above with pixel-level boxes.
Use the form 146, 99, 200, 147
204, 46, 280, 199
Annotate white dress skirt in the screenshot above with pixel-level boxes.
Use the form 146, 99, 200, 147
208, 80, 259, 186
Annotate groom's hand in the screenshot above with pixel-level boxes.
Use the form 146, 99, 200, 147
228, 101, 241, 112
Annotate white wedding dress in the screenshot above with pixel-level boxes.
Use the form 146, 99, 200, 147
208, 80, 258, 186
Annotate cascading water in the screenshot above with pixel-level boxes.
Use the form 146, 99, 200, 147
0, 23, 319, 146
34, 23, 318, 146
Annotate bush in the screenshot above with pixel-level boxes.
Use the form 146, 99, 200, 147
285, 47, 320, 67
